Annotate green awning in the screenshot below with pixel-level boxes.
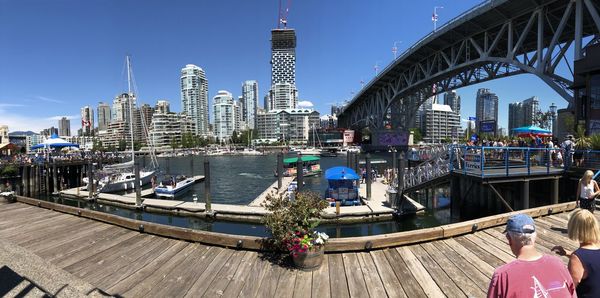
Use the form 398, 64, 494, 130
283, 156, 320, 164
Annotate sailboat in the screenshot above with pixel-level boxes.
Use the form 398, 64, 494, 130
87, 56, 157, 193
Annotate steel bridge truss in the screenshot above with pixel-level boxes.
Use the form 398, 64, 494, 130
342, 0, 600, 130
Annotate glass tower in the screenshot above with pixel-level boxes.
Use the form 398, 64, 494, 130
180, 64, 209, 136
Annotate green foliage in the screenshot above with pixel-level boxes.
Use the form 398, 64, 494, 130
575, 124, 590, 149
134, 141, 142, 151
410, 128, 422, 142
262, 191, 328, 251
92, 139, 105, 152
118, 139, 127, 152
589, 134, 600, 150
0, 165, 18, 177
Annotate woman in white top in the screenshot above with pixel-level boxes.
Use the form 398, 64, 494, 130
577, 170, 600, 212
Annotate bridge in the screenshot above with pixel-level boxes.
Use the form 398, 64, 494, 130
337, 0, 600, 130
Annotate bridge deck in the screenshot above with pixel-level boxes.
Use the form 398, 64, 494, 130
455, 166, 564, 179
0, 201, 583, 297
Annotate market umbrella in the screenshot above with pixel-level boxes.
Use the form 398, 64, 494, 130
30, 134, 79, 150
325, 166, 360, 180
511, 125, 552, 137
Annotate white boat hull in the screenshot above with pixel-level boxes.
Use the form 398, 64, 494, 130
155, 178, 195, 198
90, 171, 155, 193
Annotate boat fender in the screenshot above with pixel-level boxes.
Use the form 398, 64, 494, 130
139, 224, 145, 233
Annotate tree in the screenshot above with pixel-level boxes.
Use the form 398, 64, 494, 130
134, 141, 142, 151
410, 128, 423, 143
533, 111, 553, 130
170, 137, 180, 150
118, 139, 127, 152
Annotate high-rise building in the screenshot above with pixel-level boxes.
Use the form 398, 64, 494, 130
213, 90, 235, 142
423, 104, 461, 143
111, 93, 134, 123
155, 100, 170, 114
242, 80, 258, 129
80, 106, 94, 136
181, 64, 209, 136
58, 117, 71, 136
268, 29, 297, 110
0, 125, 9, 145
475, 88, 499, 134
97, 102, 111, 131
263, 94, 270, 111
98, 93, 137, 149
444, 90, 461, 115
508, 96, 540, 136
233, 98, 244, 132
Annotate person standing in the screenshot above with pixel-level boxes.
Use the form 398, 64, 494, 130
552, 209, 600, 297
487, 214, 576, 297
562, 135, 575, 168
577, 170, 600, 213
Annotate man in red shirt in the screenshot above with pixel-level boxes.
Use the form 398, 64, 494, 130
487, 214, 576, 297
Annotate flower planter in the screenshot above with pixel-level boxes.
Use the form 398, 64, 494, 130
292, 245, 324, 271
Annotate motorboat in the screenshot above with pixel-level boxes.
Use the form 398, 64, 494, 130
238, 148, 264, 156
320, 148, 338, 157
155, 175, 195, 198
96, 171, 155, 193
276, 156, 322, 177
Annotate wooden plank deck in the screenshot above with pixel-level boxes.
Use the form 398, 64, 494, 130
0, 201, 586, 297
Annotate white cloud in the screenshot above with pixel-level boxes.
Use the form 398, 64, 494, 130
35, 96, 64, 104
298, 100, 314, 108
46, 115, 80, 121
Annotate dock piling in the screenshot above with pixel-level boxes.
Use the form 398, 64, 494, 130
552, 178, 559, 204
134, 162, 142, 207
204, 157, 212, 212
52, 162, 58, 194
87, 161, 93, 199
522, 180, 530, 209
296, 153, 303, 193
366, 154, 372, 200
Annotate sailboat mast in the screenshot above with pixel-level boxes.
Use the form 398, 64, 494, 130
126, 55, 136, 164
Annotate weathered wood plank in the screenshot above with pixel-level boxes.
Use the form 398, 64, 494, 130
201, 250, 247, 298
383, 248, 424, 297
370, 250, 406, 298
328, 253, 350, 298
254, 259, 285, 298
420, 242, 485, 297
357, 252, 388, 298
46, 227, 132, 264
31, 222, 111, 254
17, 219, 99, 249
396, 247, 445, 298
453, 236, 505, 268
292, 268, 312, 298
222, 251, 261, 297
442, 238, 495, 277
311, 254, 331, 298
184, 248, 235, 296
274, 266, 298, 298
106, 240, 188, 295
342, 253, 369, 298
236, 253, 271, 298
428, 240, 490, 293
408, 245, 465, 297
463, 234, 514, 264
120, 242, 196, 297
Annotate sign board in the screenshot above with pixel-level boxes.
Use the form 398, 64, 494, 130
479, 120, 496, 133
376, 131, 409, 146
468, 116, 477, 121
464, 153, 481, 171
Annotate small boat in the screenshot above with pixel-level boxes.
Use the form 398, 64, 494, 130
238, 148, 264, 156
320, 148, 338, 157
289, 147, 321, 156
276, 156, 322, 177
324, 166, 361, 206
155, 175, 195, 198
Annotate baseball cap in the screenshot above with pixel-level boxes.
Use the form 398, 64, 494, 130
504, 214, 536, 233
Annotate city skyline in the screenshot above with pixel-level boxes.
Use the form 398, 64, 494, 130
0, 0, 570, 133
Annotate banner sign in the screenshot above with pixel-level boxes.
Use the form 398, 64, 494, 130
464, 153, 481, 171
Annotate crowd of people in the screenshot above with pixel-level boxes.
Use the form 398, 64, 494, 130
0, 151, 123, 166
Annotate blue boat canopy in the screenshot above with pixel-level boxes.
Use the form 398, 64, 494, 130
511, 125, 551, 134
31, 134, 80, 150
325, 166, 360, 180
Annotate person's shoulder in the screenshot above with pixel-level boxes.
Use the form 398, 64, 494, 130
541, 254, 568, 267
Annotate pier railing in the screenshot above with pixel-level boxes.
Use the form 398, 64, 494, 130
452, 146, 566, 178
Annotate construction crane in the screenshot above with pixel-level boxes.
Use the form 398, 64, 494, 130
278, 0, 292, 28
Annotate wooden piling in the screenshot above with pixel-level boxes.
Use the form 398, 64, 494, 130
366, 154, 372, 200
87, 161, 93, 199
204, 157, 211, 212
522, 180, 530, 209
552, 178, 559, 205
277, 152, 283, 190
134, 162, 142, 206
296, 153, 303, 193
52, 162, 58, 193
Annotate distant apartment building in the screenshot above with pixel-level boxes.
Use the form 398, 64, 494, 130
256, 108, 320, 143
180, 64, 209, 136
99, 93, 137, 149
0, 125, 8, 145
508, 96, 539, 136
475, 88, 499, 134
443, 90, 461, 115
267, 29, 298, 111
80, 106, 94, 136
97, 102, 111, 131
148, 100, 195, 149
213, 90, 235, 142
233, 98, 244, 132
242, 80, 258, 129
423, 104, 461, 143
58, 117, 71, 137
41, 127, 58, 137
320, 114, 338, 129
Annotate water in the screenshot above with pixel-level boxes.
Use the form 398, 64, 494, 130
37, 153, 455, 238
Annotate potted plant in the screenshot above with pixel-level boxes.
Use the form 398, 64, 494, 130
262, 191, 329, 270
574, 125, 590, 166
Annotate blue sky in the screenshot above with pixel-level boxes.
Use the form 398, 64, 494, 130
0, 0, 571, 133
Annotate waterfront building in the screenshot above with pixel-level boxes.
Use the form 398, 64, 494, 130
0, 125, 8, 145
58, 117, 71, 137
148, 101, 195, 149
233, 98, 244, 132
256, 108, 320, 143
268, 29, 297, 110
64, 135, 95, 151
242, 80, 258, 129
213, 90, 235, 142
155, 100, 170, 114
180, 64, 209, 136
99, 93, 138, 149
423, 104, 461, 143
97, 102, 111, 131
508, 96, 539, 136
475, 88, 499, 134
41, 127, 58, 137
444, 90, 461, 115
80, 106, 93, 136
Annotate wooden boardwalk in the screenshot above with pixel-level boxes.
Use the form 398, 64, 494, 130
0, 201, 583, 297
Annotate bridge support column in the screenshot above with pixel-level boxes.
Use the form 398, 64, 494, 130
552, 178, 559, 205
522, 180, 530, 210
